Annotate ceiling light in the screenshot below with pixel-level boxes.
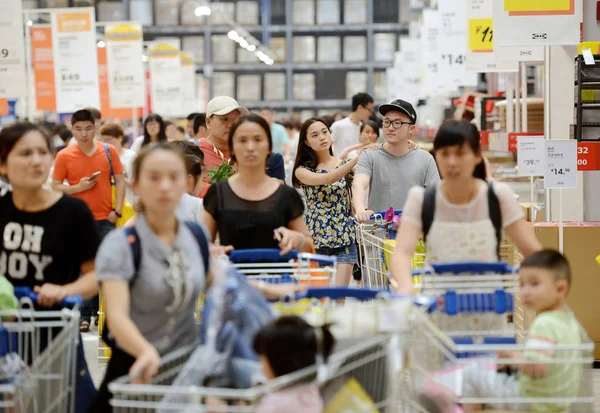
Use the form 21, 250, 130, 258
239, 38, 248, 48
27, 20, 33, 27
142, 55, 148, 62
247, 44, 256, 52
194, 5, 211, 16
97, 40, 106, 48
227, 30, 239, 41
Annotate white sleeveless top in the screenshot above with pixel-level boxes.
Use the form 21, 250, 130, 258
402, 181, 524, 265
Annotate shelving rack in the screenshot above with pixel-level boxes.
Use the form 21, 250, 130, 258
574, 54, 600, 142
25, 0, 413, 114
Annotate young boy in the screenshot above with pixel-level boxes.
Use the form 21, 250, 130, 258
462, 250, 586, 412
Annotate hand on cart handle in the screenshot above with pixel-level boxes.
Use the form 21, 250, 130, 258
355, 209, 375, 223
130, 344, 161, 384
273, 227, 306, 255
14, 286, 82, 309
210, 244, 234, 259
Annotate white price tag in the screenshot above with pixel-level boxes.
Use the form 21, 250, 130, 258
582, 48, 595, 66
517, 136, 545, 176
544, 140, 577, 189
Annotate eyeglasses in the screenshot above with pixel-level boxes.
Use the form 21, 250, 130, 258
382, 119, 413, 129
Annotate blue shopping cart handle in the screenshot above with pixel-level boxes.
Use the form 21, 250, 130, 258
412, 262, 515, 276
229, 249, 298, 263
13, 286, 82, 309
297, 253, 337, 266
291, 287, 437, 312
370, 209, 402, 220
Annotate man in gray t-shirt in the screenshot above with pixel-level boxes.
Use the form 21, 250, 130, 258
353, 99, 440, 222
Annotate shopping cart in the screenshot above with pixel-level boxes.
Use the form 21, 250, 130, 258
108, 287, 437, 412
355, 210, 426, 290
0, 286, 81, 413
413, 262, 522, 337
408, 312, 595, 412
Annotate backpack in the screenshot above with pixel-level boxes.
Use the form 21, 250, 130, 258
421, 182, 502, 259
101, 221, 210, 350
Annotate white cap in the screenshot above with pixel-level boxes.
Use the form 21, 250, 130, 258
206, 96, 249, 118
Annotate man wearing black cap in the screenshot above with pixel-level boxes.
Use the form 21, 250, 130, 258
353, 99, 440, 222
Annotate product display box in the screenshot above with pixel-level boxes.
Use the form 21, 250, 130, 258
346, 71, 367, 99
293, 73, 315, 100
212, 72, 234, 97
209, 2, 235, 25
343, 36, 367, 62
317, 37, 341, 63
236, 75, 261, 102
129, 0, 153, 25
181, 2, 204, 26
293, 36, 316, 63
236, 1, 259, 25
264, 73, 286, 101
292, 0, 315, 25
344, 0, 367, 24
270, 37, 287, 63
316, 0, 340, 24
212, 35, 235, 64
374, 71, 387, 100
237, 47, 259, 64
374, 33, 397, 62
533, 223, 600, 360
154, 0, 179, 26
97, 2, 125, 22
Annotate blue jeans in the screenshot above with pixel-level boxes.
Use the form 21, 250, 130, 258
315, 243, 359, 265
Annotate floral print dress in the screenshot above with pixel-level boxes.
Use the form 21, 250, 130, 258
301, 160, 356, 249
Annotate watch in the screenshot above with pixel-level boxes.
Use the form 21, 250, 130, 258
114, 210, 122, 218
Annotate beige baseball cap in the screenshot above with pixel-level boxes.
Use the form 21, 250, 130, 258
206, 96, 249, 118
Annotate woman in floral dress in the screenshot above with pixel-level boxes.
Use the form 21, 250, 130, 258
292, 118, 360, 287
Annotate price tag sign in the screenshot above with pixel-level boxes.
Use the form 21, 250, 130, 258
577, 142, 600, 171
469, 18, 493, 52
517, 136, 545, 176
544, 140, 577, 189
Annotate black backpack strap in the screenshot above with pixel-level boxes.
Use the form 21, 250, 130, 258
422, 184, 438, 243
487, 182, 503, 260
184, 221, 210, 274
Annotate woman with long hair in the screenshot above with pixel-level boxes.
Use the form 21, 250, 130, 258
89, 143, 210, 411
292, 118, 359, 287
130, 113, 168, 153
390, 120, 541, 294
202, 114, 313, 256
0, 123, 99, 412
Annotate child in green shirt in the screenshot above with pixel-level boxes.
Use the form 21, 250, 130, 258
462, 250, 587, 412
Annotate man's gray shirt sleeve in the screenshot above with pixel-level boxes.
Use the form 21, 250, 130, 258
356, 150, 373, 177
423, 155, 441, 187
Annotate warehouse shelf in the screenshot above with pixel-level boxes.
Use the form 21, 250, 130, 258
202, 62, 392, 72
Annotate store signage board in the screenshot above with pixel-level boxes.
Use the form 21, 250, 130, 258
148, 39, 183, 117
31, 26, 56, 111
422, 9, 447, 95
544, 140, 577, 189
180, 52, 196, 111
577, 141, 600, 171
51, 9, 100, 112
466, 0, 519, 73
438, 0, 478, 88
0, 0, 27, 98
517, 136, 545, 176
398, 38, 422, 106
493, 0, 582, 46
105, 22, 145, 108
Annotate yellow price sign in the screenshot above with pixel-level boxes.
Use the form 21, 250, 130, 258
468, 18, 493, 53
504, 0, 572, 13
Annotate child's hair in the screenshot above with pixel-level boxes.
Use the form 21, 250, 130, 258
168, 140, 204, 161
360, 120, 380, 135
253, 315, 335, 378
183, 155, 204, 183
520, 249, 572, 289
433, 119, 486, 181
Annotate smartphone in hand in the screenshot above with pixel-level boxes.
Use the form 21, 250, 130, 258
89, 171, 102, 179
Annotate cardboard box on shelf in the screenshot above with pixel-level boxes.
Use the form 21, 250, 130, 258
317, 37, 341, 63
237, 47, 259, 64
212, 72, 234, 97
264, 73, 286, 101
293, 36, 316, 63
209, 2, 235, 25
212, 35, 235, 63
181, 1, 205, 26
292, 0, 315, 25
344, 0, 367, 24
45, 0, 68, 7
97, 2, 125, 21
374, 33, 397, 62
129, 0, 153, 25
293, 73, 315, 100
182, 37, 204, 64
374, 71, 387, 100
346, 72, 367, 99
154, 0, 179, 26
270, 37, 287, 63
236, 1, 259, 25
533, 223, 600, 359
316, 0, 340, 24
237, 75, 261, 102
343, 36, 367, 62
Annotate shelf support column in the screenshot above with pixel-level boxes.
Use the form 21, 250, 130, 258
285, 0, 293, 113
366, 0, 374, 96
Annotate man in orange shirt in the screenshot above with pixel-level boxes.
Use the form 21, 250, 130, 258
198, 96, 249, 197
52, 109, 125, 330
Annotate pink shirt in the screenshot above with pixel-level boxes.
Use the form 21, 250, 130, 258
256, 383, 323, 413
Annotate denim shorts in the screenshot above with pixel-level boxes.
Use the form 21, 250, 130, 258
315, 243, 358, 265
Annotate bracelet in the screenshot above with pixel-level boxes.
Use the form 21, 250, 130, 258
298, 234, 306, 250
113, 210, 122, 218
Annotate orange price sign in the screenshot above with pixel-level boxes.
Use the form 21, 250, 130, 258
577, 142, 600, 171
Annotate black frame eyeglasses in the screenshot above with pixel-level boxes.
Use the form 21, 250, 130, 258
382, 119, 413, 129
